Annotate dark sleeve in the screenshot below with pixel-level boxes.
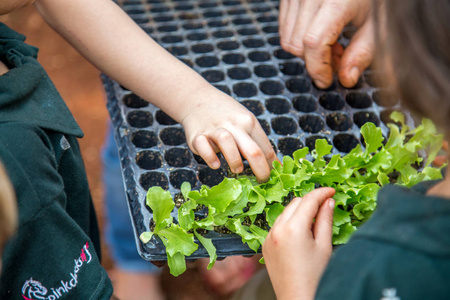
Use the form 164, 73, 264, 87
0, 123, 113, 299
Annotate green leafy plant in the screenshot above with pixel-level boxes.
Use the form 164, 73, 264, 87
140, 112, 445, 276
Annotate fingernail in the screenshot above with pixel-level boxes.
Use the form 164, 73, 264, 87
211, 161, 220, 169
328, 198, 335, 209
350, 67, 360, 85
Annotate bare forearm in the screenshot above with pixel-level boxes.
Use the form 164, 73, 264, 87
34, 0, 211, 122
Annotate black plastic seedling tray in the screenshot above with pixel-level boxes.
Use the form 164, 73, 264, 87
103, 0, 411, 262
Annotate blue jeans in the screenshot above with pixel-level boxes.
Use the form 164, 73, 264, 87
102, 123, 159, 273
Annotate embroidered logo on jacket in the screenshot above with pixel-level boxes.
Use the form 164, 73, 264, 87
21, 242, 92, 300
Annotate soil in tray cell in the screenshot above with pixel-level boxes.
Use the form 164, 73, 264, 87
139, 171, 169, 190
260, 80, 284, 95
333, 133, 360, 153
326, 112, 353, 132
191, 43, 214, 54
167, 46, 188, 56
353, 111, 380, 128
155, 109, 178, 125
278, 137, 303, 156
153, 15, 174, 23
280, 62, 304, 76
182, 22, 203, 30
346, 92, 372, 109
372, 89, 399, 107
266, 97, 291, 114
232, 17, 252, 25
201, 70, 225, 83
380, 109, 402, 127
126, 110, 153, 128
203, 10, 224, 18
179, 58, 193, 68
122, 94, 149, 108
299, 115, 325, 134
175, 4, 194, 11
286, 77, 311, 93
157, 24, 178, 33
274, 48, 295, 59
227, 7, 247, 15
131, 130, 158, 149
159, 127, 186, 146
199, 2, 216, 8
196, 56, 219, 68
170, 169, 198, 189
306, 135, 330, 150
208, 19, 229, 28
251, 5, 271, 13
223, 53, 246, 64
186, 32, 208, 41
271, 116, 298, 135
217, 40, 240, 51
212, 30, 234, 38
136, 150, 163, 170
262, 25, 279, 33
228, 67, 251, 80
293, 94, 317, 113
267, 36, 280, 46
257, 15, 277, 23
241, 99, 264, 116
248, 51, 271, 62
258, 119, 272, 135
254, 65, 278, 77
165, 147, 192, 168
199, 167, 227, 187
237, 27, 259, 36
319, 92, 345, 111
214, 84, 231, 95
233, 82, 258, 97
242, 38, 265, 48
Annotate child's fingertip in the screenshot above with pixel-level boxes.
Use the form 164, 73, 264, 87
328, 198, 335, 209
211, 161, 220, 169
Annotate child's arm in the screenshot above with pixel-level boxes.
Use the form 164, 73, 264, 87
262, 187, 335, 300
33, 0, 278, 182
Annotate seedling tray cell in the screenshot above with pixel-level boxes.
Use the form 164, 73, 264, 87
103, 0, 413, 262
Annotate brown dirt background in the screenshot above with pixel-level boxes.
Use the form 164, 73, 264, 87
1, 5, 232, 300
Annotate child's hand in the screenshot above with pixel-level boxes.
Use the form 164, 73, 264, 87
262, 187, 336, 300
181, 86, 278, 182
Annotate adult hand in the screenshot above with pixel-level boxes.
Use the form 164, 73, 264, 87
262, 187, 336, 300
181, 86, 278, 183
279, 0, 374, 89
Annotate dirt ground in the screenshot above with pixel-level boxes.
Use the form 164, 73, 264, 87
1, 5, 235, 300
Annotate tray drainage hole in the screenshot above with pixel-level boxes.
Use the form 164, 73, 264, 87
201, 70, 225, 83
299, 115, 325, 133
254, 65, 278, 77
326, 112, 353, 131
227, 67, 251, 80
170, 169, 197, 189
271, 116, 298, 135
280, 62, 304, 76
122, 94, 149, 108
243, 38, 265, 48
126, 111, 153, 128
213, 30, 234, 38
182, 22, 203, 30
136, 151, 163, 170
333, 133, 359, 153
167, 46, 188, 56
260, 80, 284, 95
131, 130, 158, 149
165, 147, 192, 167
278, 137, 303, 156
214, 85, 231, 95
248, 51, 270, 62
274, 48, 295, 59
208, 20, 229, 28
196, 56, 219, 68
380, 109, 402, 127
227, 8, 247, 15
372, 89, 399, 107
203, 10, 223, 18
199, 167, 227, 187
160, 127, 186, 146
286, 77, 311, 93
157, 25, 178, 32
187, 32, 208, 41
319, 92, 345, 111
139, 171, 169, 191
191, 43, 214, 54
306, 135, 330, 150
293, 94, 317, 112
346, 92, 372, 108
241, 100, 264, 116
155, 110, 178, 125
237, 28, 259, 36
232, 17, 252, 25
262, 25, 279, 33
223, 53, 246, 64
354, 111, 380, 128
258, 119, 272, 135
217, 40, 240, 51
266, 97, 291, 114
233, 82, 258, 97
267, 36, 280, 46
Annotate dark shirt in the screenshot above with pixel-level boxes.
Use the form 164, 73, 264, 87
0, 23, 113, 299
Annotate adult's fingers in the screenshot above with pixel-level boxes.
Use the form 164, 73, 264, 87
191, 134, 221, 169
338, 18, 375, 87
303, 0, 355, 88
313, 198, 335, 248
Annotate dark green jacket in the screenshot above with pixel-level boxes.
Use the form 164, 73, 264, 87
316, 181, 450, 300
0, 23, 113, 299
